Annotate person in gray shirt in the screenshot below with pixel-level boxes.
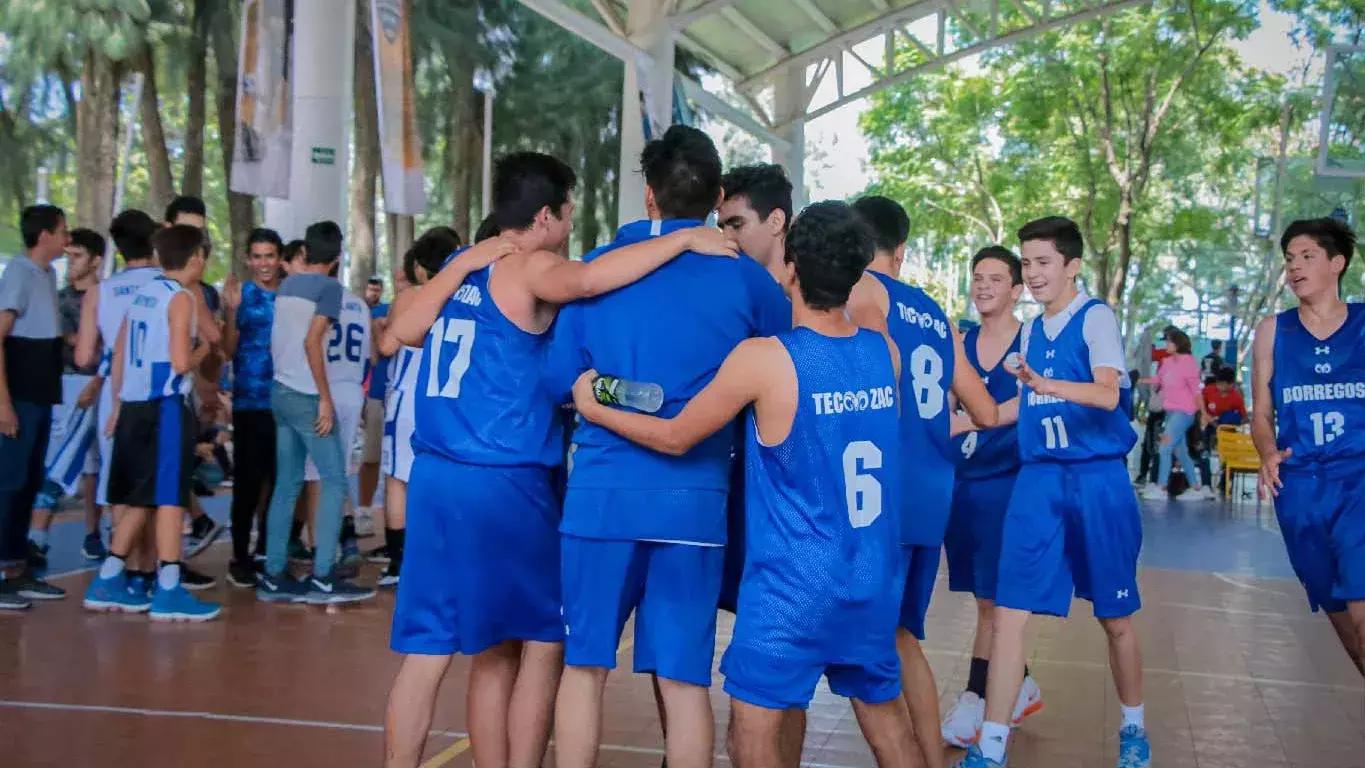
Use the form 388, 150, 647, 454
0, 204, 70, 609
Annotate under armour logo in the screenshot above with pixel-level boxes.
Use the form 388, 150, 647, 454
1117, 589, 1130, 599
1046, 350, 1056, 359
1043, 368, 1055, 377
1316, 346, 1331, 355
1315, 362, 1333, 374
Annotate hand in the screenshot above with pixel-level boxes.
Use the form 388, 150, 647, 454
949, 412, 976, 437
0, 402, 17, 438
315, 397, 335, 436
571, 369, 601, 419
76, 377, 102, 410
104, 403, 120, 438
460, 236, 520, 272
224, 274, 242, 312
1258, 447, 1291, 498
1012, 359, 1054, 395
684, 228, 740, 258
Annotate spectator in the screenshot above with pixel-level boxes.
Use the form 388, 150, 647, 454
1196, 366, 1246, 489
1200, 340, 1224, 385
1136, 362, 1166, 485
1140, 328, 1215, 500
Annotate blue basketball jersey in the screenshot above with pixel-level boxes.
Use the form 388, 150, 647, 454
412, 258, 562, 468
119, 276, 192, 402
1271, 303, 1365, 468
1017, 299, 1137, 462
552, 218, 790, 542
870, 272, 956, 547
953, 326, 1022, 480
742, 328, 903, 660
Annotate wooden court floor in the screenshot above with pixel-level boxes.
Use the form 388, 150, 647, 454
2, 539, 1363, 768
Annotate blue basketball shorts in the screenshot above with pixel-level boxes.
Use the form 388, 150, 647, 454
390, 454, 564, 656
1274, 465, 1365, 614
897, 544, 940, 640
561, 535, 724, 687
995, 459, 1142, 619
721, 641, 902, 710
944, 473, 1018, 601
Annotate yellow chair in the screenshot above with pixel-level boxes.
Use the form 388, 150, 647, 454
1215, 425, 1261, 499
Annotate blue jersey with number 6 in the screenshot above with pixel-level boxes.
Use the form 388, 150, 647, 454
870, 272, 956, 547
412, 254, 563, 468
1018, 299, 1136, 463
1272, 303, 1365, 468
325, 290, 372, 396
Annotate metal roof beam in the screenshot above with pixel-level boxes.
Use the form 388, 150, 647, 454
792, 0, 839, 34
668, 0, 735, 30
679, 78, 792, 151
720, 6, 788, 57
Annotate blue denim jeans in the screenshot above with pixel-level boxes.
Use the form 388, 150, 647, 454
0, 401, 52, 565
1158, 409, 1200, 488
265, 382, 345, 578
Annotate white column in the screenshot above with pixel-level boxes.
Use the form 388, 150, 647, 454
265, 0, 356, 247
772, 69, 807, 213
617, 0, 673, 227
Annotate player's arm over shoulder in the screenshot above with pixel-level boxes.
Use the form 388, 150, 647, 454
573, 336, 778, 456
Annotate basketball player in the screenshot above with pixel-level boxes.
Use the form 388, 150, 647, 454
940, 247, 1043, 748
1252, 217, 1364, 675
955, 217, 1146, 768
846, 196, 996, 768
572, 201, 922, 768
28, 228, 106, 566
83, 225, 220, 621
551, 127, 790, 768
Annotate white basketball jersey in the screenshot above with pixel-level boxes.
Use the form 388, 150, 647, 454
97, 265, 162, 375
119, 276, 194, 402
326, 290, 372, 392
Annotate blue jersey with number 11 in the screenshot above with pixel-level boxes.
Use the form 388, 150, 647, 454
1018, 300, 1136, 463
412, 253, 563, 468
1272, 303, 1365, 468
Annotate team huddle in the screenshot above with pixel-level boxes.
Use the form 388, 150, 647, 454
2, 122, 1360, 768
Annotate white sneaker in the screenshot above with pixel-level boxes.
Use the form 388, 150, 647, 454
1010, 675, 1043, 726
354, 509, 375, 537
942, 691, 986, 748
1139, 485, 1167, 501
1177, 486, 1216, 501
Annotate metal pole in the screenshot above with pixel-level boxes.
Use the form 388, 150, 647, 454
482, 88, 494, 221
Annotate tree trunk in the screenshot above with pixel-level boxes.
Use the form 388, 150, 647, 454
182, 0, 210, 197
76, 49, 121, 231
349, 0, 380, 293
579, 144, 604, 254
447, 61, 476, 239
138, 47, 176, 216
212, 9, 255, 277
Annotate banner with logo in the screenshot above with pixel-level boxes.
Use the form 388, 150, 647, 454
372, 0, 427, 215
230, 0, 294, 199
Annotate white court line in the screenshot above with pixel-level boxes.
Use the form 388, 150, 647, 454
0, 699, 863, 768
1213, 572, 1297, 596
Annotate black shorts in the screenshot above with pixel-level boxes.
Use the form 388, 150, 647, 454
108, 396, 195, 509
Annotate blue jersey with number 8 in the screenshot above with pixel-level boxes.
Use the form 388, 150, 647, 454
1272, 303, 1365, 469
412, 253, 563, 468
1018, 299, 1136, 463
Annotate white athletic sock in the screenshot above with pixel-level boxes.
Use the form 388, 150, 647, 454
1120, 703, 1145, 730
29, 529, 49, 548
99, 556, 126, 580
158, 563, 181, 591
979, 721, 1010, 762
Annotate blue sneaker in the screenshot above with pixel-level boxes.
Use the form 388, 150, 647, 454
1117, 725, 1151, 768
255, 571, 310, 603
127, 572, 153, 598
306, 575, 376, 606
81, 533, 108, 560
83, 573, 152, 613
953, 745, 1006, 768
150, 585, 221, 622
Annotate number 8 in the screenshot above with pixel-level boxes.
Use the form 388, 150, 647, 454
910, 345, 945, 419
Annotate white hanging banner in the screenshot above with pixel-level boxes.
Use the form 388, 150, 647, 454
372, 0, 427, 215
230, 0, 294, 199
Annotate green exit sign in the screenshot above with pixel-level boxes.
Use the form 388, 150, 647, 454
311, 146, 336, 165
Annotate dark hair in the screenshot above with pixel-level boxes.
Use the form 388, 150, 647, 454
721, 164, 792, 231
1281, 217, 1356, 283
67, 228, 106, 260
1215, 366, 1236, 384
164, 195, 207, 224
1210, 339, 1223, 351
490, 152, 577, 233
247, 228, 283, 253
641, 125, 722, 221
1018, 216, 1085, 262
20, 204, 65, 249
109, 209, 158, 261
851, 196, 910, 254
1165, 328, 1192, 355
971, 245, 1023, 286
367, 277, 383, 287
154, 225, 205, 271
404, 227, 464, 284
783, 201, 874, 311
282, 239, 305, 263
474, 215, 502, 243
303, 220, 344, 264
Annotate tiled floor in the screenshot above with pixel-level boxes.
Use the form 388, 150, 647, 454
1, 495, 1361, 768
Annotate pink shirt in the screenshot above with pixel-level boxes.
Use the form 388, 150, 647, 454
1156, 353, 1201, 414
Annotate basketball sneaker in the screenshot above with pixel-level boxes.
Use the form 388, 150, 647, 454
942, 692, 985, 747
149, 585, 221, 622
1117, 725, 1151, 768
306, 575, 376, 606
1139, 485, 1167, 501
84, 573, 152, 613
953, 744, 1005, 768
1011, 675, 1044, 725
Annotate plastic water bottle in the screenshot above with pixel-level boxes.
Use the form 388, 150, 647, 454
593, 375, 664, 413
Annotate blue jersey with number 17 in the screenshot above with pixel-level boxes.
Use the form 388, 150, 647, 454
412, 251, 563, 468
1271, 303, 1365, 468
870, 272, 955, 548
1018, 299, 1136, 463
